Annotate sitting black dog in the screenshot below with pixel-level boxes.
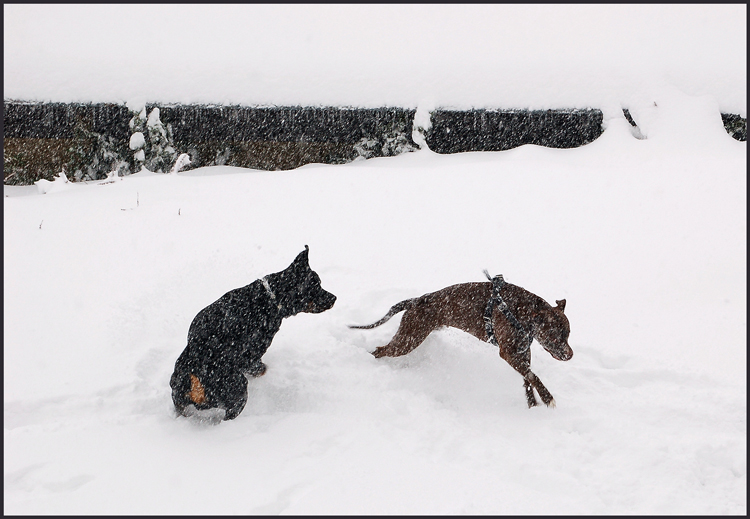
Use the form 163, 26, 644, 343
170, 246, 336, 421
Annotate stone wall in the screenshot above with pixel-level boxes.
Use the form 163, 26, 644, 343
157, 105, 418, 172
424, 109, 604, 153
3, 102, 419, 185
4, 102, 132, 185
3, 101, 746, 186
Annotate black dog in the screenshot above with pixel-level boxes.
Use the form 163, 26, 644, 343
170, 246, 336, 421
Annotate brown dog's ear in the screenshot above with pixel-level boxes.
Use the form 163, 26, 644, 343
555, 299, 566, 312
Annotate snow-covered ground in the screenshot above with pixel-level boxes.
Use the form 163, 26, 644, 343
3, 4, 746, 515
4, 90, 746, 514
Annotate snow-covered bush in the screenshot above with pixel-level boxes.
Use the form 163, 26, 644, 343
129, 107, 148, 169
352, 137, 381, 160
412, 100, 435, 150
145, 107, 178, 172
352, 116, 419, 160
170, 152, 191, 173
68, 116, 130, 181
721, 113, 747, 141
382, 129, 419, 156
128, 105, 180, 173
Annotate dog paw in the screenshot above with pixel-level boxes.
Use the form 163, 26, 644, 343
246, 362, 267, 377
545, 398, 556, 409
182, 404, 226, 425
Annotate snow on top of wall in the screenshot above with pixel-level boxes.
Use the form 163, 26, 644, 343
3, 4, 746, 115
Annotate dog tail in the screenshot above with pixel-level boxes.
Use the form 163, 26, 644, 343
348, 298, 418, 329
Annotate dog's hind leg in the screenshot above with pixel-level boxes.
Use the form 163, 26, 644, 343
372, 308, 436, 358
246, 360, 267, 377
222, 371, 249, 421
170, 371, 194, 416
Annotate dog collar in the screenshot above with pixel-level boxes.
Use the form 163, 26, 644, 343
261, 276, 282, 311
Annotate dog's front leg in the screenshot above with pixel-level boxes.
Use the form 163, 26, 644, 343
505, 349, 554, 408
525, 371, 555, 408
523, 379, 537, 408
518, 349, 539, 407
514, 350, 539, 408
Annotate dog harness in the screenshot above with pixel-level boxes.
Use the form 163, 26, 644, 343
483, 271, 533, 355
261, 276, 282, 311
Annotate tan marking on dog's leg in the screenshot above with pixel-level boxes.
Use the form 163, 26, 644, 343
188, 373, 206, 404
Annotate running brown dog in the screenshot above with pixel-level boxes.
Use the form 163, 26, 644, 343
350, 273, 572, 408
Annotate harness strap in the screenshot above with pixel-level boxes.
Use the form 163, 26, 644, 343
483, 271, 532, 355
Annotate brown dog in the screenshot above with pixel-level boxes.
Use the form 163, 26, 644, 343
350, 273, 572, 408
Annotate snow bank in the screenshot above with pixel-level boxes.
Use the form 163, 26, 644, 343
34, 171, 72, 195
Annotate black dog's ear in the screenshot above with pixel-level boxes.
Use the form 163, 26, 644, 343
555, 299, 566, 312
291, 245, 310, 269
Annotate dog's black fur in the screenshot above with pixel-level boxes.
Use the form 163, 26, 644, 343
170, 246, 336, 421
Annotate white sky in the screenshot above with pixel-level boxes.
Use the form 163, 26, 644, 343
3, 4, 746, 112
